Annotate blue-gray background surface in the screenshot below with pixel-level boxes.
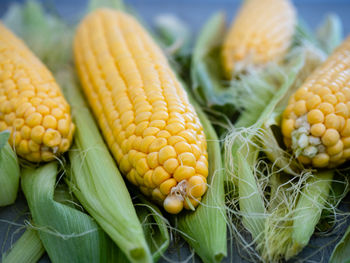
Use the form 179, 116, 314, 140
1, 0, 350, 262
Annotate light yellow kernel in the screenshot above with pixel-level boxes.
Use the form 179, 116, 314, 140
168, 135, 186, 145
327, 140, 343, 156
178, 152, 196, 167
51, 108, 63, 119
13, 118, 24, 129
157, 130, 171, 139
57, 119, 70, 137
312, 153, 330, 168
147, 152, 159, 169
281, 119, 294, 138
152, 166, 170, 185
324, 114, 341, 130
294, 100, 307, 116
306, 95, 322, 110
294, 87, 308, 100
28, 140, 40, 152
310, 123, 326, 137
143, 127, 160, 137
173, 166, 195, 182
18, 140, 30, 155
315, 87, 331, 97
149, 137, 167, 152
163, 195, 183, 214
43, 129, 61, 147
160, 178, 177, 195
139, 136, 155, 153
163, 158, 179, 173
196, 161, 208, 177
30, 125, 45, 144
120, 155, 132, 174
166, 123, 185, 135
342, 137, 350, 148
149, 120, 166, 129
335, 103, 349, 118
158, 145, 177, 164
59, 138, 71, 152
144, 170, 156, 188
132, 136, 143, 152
341, 119, 350, 137
42, 115, 57, 129
322, 128, 340, 146
307, 109, 324, 124
36, 105, 50, 115
25, 112, 42, 127
317, 102, 334, 115
187, 175, 207, 198
191, 144, 202, 159
136, 158, 149, 176
174, 141, 192, 154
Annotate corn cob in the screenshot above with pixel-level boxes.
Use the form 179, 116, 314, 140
221, 0, 296, 78
282, 37, 350, 168
0, 23, 74, 162
74, 9, 208, 214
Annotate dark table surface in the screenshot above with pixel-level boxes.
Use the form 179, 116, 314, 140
1, 0, 350, 262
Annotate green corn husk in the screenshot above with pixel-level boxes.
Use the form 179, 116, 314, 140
330, 225, 350, 263
0, 131, 20, 207
21, 162, 124, 263
2, 229, 45, 263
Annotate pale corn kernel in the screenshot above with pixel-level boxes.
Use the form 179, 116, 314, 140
163, 158, 179, 173
168, 135, 185, 145
323, 94, 337, 105
13, 118, 24, 129
312, 153, 330, 167
330, 151, 343, 162
159, 178, 177, 195
187, 175, 207, 198
335, 103, 349, 118
294, 87, 308, 100
158, 145, 177, 164
13, 132, 21, 146
149, 138, 167, 152
174, 141, 192, 154
149, 120, 166, 129
281, 119, 294, 138
144, 170, 156, 188
127, 169, 138, 186
18, 140, 30, 154
147, 152, 159, 169
135, 172, 144, 186
60, 139, 71, 152
294, 100, 307, 116
152, 166, 170, 185
322, 129, 340, 146
139, 136, 155, 153
341, 119, 350, 136
28, 140, 40, 152
42, 115, 57, 129
178, 152, 196, 167
324, 114, 341, 129
191, 144, 202, 159
136, 158, 149, 176
57, 119, 70, 137
120, 155, 132, 173
317, 102, 334, 115
157, 130, 171, 139
135, 121, 149, 136
163, 195, 183, 214
310, 123, 326, 137
327, 140, 343, 156
43, 129, 61, 147
152, 188, 166, 203
142, 127, 159, 137
51, 108, 63, 119
315, 87, 331, 97
31, 125, 45, 144
306, 95, 322, 110
196, 161, 209, 177
307, 109, 324, 124
173, 166, 195, 182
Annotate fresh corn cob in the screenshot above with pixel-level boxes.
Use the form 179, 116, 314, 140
0, 23, 75, 162
74, 8, 209, 214
282, 37, 350, 168
221, 0, 296, 78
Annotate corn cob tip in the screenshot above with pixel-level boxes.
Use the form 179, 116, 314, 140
282, 37, 350, 168
0, 22, 75, 162
221, 0, 296, 78
74, 8, 208, 213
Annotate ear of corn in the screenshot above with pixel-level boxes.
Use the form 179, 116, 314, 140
0, 22, 75, 162
0, 131, 20, 206
74, 8, 209, 214
282, 37, 350, 168
1, 229, 45, 263
221, 0, 296, 78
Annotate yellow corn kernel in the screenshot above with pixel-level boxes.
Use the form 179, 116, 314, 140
221, 0, 296, 78
74, 8, 209, 214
